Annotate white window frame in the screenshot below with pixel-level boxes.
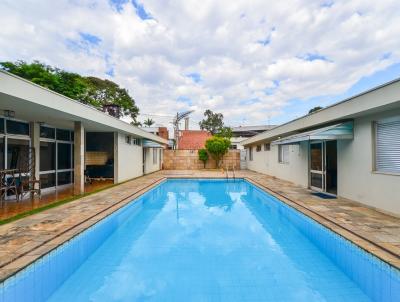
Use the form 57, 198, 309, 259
278, 145, 290, 164
39, 125, 74, 190
248, 147, 253, 161
153, 148, 157, 165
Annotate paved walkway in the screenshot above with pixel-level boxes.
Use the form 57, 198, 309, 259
0, 169, 399, 283
0, 180, 113, 221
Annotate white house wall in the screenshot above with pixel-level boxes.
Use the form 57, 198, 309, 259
337, 109, 400, 215
246, 109, 400, 215
115, 132, 143, 182
247, 142, 309, 187
144, 148, 162, 174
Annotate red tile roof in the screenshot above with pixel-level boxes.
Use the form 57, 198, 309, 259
177, 130, 212, 149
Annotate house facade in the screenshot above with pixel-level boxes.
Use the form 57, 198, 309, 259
242, 79, 400, 216
230, 125, 275, 150
0, 70, 167, 195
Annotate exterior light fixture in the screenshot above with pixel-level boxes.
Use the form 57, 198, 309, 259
3, 110, 15, 118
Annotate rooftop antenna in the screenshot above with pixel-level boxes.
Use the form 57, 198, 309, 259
173, 110, 194, 149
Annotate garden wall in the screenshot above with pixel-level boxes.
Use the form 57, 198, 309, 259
163, 149, 240, 170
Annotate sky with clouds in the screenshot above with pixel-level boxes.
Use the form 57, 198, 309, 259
1, 0, 400, 129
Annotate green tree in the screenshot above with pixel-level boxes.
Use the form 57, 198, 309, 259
308, 106, 323, 114
205, 136, 231, 168
199, 109, 224, 135
198, 148, 209, 168
83, 76, 139, 119
131, 120, 142, 127
0, 60, 139, 121
143, 118, 155, 127
215, 126, 232, 139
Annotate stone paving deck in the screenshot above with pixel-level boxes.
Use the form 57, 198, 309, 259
0, 169, 399, 283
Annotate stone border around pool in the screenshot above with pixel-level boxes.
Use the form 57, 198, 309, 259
1, 174, 399, 284
0, 177, 167, 283
244, 177, 400, 271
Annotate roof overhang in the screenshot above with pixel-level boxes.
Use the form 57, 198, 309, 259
143, 139, 164, 148
271, 122, 353, 145
242, 78, 400, 146
0, 70, 168, 145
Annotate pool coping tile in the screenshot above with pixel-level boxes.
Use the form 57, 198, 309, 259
0, 169, 399, 283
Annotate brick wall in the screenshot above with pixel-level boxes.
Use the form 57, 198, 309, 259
163, 149, 240, 170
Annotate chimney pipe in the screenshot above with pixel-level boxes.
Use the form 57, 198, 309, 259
184, 117, 189, 130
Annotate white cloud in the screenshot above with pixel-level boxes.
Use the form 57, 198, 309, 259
1, 0, 400, 128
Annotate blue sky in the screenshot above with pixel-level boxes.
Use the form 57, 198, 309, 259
0, 0, 399, 128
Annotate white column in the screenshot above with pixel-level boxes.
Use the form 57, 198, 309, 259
74, 121, 85, 195
30, 122, 40, 181
113, 132, 119, 184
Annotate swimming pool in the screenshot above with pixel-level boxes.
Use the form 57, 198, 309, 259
1, 179, 399, 301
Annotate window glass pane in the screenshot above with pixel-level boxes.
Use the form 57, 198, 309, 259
40, 141, 56, 171
0, 118, 4, 133
153, 149, 157, 164
279, 145, 289, 163
56, 129, 71, 141
58, 171, 72, 186
58, 143, 72, 169
0, 137, 4, 169
311, 173, 323, 189
40, 173, 56, 188
7, 138, 29, 169
6, 120, 29, 136
40, 126, 55, 139
310, 143, 323, 171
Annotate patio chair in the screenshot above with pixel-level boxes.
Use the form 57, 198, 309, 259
0, 169, 19, 202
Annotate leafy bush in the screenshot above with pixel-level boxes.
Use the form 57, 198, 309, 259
205, 136, 231, 168
198, 149, 209, 168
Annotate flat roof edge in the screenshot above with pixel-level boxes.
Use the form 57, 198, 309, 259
0, 70, 167, 144
242, 77, 400, 146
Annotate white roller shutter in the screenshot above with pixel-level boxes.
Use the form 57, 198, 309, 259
376, 120, 400, 173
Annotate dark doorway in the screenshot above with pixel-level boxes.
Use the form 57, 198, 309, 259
86, 132, 114, 179
325, 140, 337, 195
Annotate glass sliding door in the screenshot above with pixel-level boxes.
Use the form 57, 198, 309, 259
57, 142, 72, 186
0, 137, 4, 170
309, 141, 338, 194
310, 142, 325, 191
40, 140, 56, 188
6, 138, 30, 170
39, 125, 73, 190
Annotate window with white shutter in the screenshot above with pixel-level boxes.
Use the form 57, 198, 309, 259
375, 119, 400, 174
278, 145, 289, 164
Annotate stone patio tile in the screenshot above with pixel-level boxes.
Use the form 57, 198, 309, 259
0, 169, 399, 283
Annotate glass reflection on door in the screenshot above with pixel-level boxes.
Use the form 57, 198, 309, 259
310, 142, 324, 191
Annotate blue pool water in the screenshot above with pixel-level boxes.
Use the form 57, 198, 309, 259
1, 179, 399, 301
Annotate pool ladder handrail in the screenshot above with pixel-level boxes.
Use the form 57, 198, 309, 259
232, 165, 236, 180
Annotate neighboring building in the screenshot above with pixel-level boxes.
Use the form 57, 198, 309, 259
177, 130, 212, 149
242, 78, 400, 216
230, 125, 275, 149
141, 126, 171, 150
0, 70, 167, 196
141, 126, 169, 140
